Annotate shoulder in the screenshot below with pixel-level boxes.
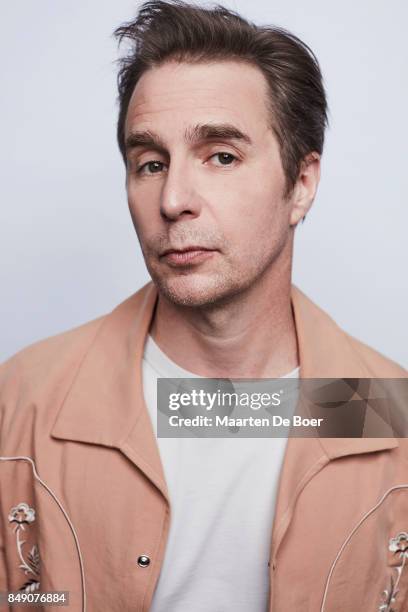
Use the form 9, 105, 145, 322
0, 314, 107, 407
0, 283, 157, 435
345, 333, 407, 378
291, 285, 407, 378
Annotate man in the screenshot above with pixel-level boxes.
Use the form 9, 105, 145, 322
1, 1, 407, 611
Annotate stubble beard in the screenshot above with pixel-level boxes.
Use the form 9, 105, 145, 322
140, 218, 291, 309
146, 242, 286, 310
150, 267, 246, 309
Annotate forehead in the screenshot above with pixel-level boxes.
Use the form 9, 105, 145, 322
125, 60, 271, 137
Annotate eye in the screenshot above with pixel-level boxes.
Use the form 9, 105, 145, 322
210, 152, 238, 167
136, 160, 167, 175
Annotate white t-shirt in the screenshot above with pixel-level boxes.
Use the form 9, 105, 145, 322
142, 333, 299, 612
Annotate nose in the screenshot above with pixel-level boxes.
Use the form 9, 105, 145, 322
160, 157, 202, 221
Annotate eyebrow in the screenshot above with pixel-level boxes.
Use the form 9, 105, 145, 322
124, 122, 253, 155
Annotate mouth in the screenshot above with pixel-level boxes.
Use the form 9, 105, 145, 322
160, 246, 217, 266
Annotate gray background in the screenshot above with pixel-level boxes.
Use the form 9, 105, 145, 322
1, 0, 407, 366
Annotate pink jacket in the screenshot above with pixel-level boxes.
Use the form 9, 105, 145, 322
1, 281, 407, 611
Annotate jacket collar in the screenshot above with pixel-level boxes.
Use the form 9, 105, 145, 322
290, 285, 397, 458
51, 281, 397, 504
51, 281, 170, 501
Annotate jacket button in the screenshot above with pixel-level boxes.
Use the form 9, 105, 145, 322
137, 555, 151, 568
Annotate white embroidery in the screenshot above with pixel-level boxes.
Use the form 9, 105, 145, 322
8, 502, 40, 593
378, 532, 408, 612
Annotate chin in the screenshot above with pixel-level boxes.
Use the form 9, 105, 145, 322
153, 273, 238, 308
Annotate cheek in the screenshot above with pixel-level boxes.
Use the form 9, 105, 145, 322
218, 182, 290, 262
223, 181, 286, 234
127, 184, 159, 232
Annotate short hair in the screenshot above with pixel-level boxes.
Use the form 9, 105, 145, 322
114, 0, 329, 197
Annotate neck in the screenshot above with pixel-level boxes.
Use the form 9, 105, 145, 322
149, 255, 298, 379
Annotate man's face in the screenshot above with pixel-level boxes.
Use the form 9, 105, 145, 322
125, 60, 296, 307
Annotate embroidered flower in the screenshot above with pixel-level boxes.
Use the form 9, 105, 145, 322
8, 503, 36, 528
389, 532, 408, 557
7, 502, 41, 592
379, 532, 408, 611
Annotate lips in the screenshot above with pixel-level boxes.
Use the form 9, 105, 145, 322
160, 246, 216, 266
161, 246, 213, 256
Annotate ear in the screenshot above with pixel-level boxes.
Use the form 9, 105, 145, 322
289, 152, 321, 226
